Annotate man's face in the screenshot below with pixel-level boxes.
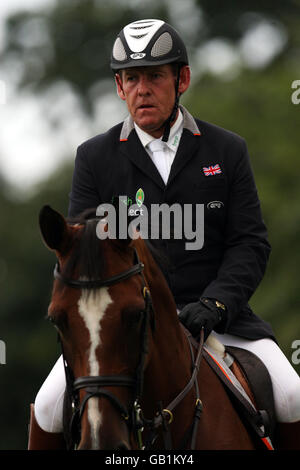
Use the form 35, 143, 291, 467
115, 64, 190, 138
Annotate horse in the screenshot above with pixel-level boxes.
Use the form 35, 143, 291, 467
39, 204, 264, 450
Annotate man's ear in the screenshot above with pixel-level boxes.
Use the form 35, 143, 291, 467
39, 205, 69, 254
115, 73, 126, 101
178, 65, 191, 95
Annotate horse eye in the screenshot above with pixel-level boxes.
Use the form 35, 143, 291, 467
47, 315, 59, 330
47, 310, 68, 331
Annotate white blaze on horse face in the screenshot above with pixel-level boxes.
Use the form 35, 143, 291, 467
78, 287, 113, 449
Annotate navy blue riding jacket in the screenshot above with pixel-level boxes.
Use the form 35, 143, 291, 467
68, 106, 274, 341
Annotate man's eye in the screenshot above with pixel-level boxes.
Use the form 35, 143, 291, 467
151, 73, 162, 80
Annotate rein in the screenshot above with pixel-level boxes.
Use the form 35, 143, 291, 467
144, 327, 204, 450
54, 247, 204, 450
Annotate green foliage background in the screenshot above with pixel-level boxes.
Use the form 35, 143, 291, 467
0, 0, 299, 449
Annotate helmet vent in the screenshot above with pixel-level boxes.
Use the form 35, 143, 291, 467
151, 32, 173, 57
129, 34, 148, 40
130, 25, 154, 30
123, 19, 164, 53
112, 37, 127, 61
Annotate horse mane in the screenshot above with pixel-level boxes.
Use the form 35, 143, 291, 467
63, 208, 171, 284
63, 209, 106, 283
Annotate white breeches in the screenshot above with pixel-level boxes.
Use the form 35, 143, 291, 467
34, 355, 66, 433
34, 334, 300, 433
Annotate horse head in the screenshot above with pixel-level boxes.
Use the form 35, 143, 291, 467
39, 205, 181, 450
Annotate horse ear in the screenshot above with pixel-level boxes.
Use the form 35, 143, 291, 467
39, 205, 69, 253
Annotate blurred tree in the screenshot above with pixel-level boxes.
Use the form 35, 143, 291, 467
0, 161, 73, 450
0, 0, 300, 450
194, 0, 299, 43
0, 0, 169, 113
1, 0, 299, 112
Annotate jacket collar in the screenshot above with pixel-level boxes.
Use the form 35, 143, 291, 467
119, 105, 201, 141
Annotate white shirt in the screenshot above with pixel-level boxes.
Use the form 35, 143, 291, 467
134, 111, 184, 185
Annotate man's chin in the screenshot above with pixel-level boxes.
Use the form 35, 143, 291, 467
135, 118, 164, 137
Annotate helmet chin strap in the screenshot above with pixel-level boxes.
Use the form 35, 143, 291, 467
161, 65, 181, 142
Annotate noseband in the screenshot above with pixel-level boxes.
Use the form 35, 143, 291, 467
54, 247, 153, 449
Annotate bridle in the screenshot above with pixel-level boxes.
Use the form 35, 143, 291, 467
54, 247, 152, 449
53, 246, 204, 450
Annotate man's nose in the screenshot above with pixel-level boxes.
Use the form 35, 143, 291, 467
137, 76, 151, 95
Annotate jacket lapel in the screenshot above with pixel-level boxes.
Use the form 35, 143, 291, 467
167, 129, 202, 185
119, 130, 166, 190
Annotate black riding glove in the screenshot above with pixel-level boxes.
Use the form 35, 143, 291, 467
178, 298, 226, 340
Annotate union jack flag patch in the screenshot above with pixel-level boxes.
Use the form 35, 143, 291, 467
203, 164, 222, 176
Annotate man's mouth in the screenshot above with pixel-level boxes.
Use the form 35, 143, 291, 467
138, 104, 155, 110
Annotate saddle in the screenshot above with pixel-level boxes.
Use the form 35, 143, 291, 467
203, 335, 276, 448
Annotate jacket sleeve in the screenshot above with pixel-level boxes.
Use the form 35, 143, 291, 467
201, 138, 271, 332
68, 144, 102, 218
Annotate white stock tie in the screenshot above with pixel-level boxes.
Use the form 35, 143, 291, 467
148, 139, 169, 185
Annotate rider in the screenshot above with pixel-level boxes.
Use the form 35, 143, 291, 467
28, 19, 300, 449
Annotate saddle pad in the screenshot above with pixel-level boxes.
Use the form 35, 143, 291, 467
225, 346, 276, 440
203, 344, 274, 450
204, 345, 257, 410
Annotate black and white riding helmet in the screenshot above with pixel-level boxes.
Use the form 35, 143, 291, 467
111, 19, 189, 141
111, 19, 189, 71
